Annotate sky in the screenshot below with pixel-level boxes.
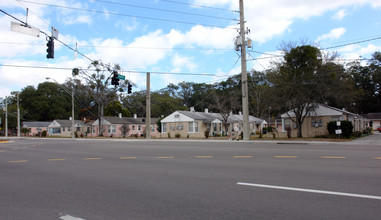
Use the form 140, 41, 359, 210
1, 0, 381, 98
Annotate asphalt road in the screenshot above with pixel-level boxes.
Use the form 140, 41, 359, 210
0, 136, 380, 220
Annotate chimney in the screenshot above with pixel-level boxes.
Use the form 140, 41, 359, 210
134, 114, 137, 119
239, 111, 242, 116
190, 107, 195, 112
204, 108, 209, 113
118, 113, 122, 118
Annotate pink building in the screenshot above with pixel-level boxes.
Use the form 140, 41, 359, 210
90, 115, 159, 138
22, 121, 51, 136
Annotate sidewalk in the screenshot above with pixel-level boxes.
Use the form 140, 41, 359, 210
1, 134, 379, 145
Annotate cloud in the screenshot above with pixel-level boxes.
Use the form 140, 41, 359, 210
61, 15, 93, 25
193, 0, 381, 43
317, 28, 347, 41
332, 9, 347, 20
171, 53, 198, 72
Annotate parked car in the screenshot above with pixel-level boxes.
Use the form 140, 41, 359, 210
377, 126, 381, 132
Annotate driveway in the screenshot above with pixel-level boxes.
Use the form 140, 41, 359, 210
349, 132, 381, 145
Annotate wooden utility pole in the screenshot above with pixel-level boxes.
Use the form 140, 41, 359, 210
17, 92, 20, 137
5, 97, 8, 137
146, 72, 151, 139
240, 0, 250, 141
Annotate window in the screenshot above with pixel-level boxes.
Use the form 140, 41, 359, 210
108, 125, 116, 134
162, 123, 167, 133
331, 116, 343, 121
92, 126, 95, 134
132, 125, 135, 131
174, 114, 180, 119
151, 125, 155, 132
87, 127, 90, 133
62, 127, 65, 132
189, 122, 194, 133
138, 125, 141, 131
50, 128, 61, 134
283, 118, 292, 131
76, 127, 80, 132
195, 122, 199, 132
213, 123, 217, 132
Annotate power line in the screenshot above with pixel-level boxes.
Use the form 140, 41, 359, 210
17, 0, 236, 29
0, 64, 217, 76
158, 0, 237, 13
90, 0, 237, 21
321, 36, 381, 50
1, 8, 95, 62
0, 41, 233, 51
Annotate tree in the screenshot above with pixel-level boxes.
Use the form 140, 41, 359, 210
268, 45, 334, 137
119, 123, 130, 138
105, 100, 130, 117
347, 52, 381, 113
19, 82, 72, 121
73, 61, 126, 136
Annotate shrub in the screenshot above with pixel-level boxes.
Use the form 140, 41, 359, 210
41, 130, 47, 137
353, 131, 362, 138
204, 129, 210, 139
327, 121, 353, 138
175, 133, 180, 138
286, 127, 292, 138
167, 133, 171, 138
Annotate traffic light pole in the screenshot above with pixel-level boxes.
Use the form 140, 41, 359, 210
240, 0, 250, 141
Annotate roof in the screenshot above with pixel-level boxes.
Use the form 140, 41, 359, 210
22, 121, 51, 128
281, 103, 357, 118
362, 113, 381, 120
51, 120, 86, 127
101, 116, 158, 125
169, 110, 266, 124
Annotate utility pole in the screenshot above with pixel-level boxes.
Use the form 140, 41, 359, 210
146, 72, 151, 139
17, 92, 20, 137
72, 87, 75, 139
5, 97, 8, 138
239, 0, 250, 141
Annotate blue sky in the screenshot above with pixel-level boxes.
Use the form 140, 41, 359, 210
1, 0, 381, 98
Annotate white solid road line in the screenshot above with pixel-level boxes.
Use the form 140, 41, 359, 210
237, 182, 381, 200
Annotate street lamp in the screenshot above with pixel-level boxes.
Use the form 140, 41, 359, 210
46, 78, 75, 139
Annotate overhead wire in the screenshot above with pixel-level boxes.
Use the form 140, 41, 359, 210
90, 0, 237, 21
0, 64, 217, 76
16, 0, 237, 29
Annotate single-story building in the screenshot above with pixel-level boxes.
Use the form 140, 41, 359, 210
48, 120, 91, 137
22, 121, 51, 136
90, 114, 159, 137
160, 107, 266, 138
280, 103, 368, 138
362, 113, 381, 132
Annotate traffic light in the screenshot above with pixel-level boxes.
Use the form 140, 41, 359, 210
46, 37, 54, 59
111, 71, 119, 86
128, 83, 132, 94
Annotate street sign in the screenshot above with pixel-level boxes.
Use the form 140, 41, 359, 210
11, 21, 40, 37
116, 75, 125, 80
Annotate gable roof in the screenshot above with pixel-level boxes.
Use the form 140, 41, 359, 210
362, 112, 381, 120
49, 120, 86, 128
281, 103, 357, 118
94, 116, 158, 125
162, 110, 265, 124
23, 121, 52, 128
